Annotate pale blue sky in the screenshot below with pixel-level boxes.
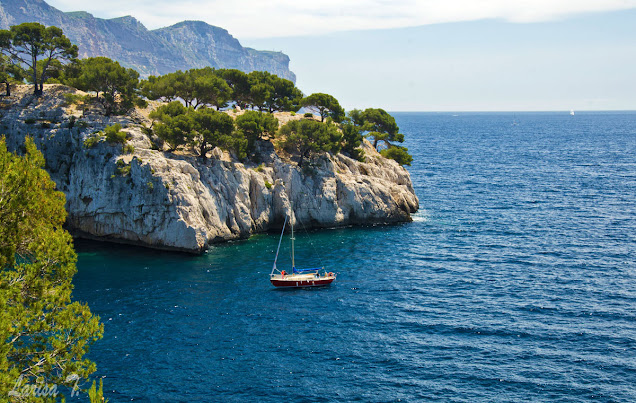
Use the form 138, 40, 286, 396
244, 10, 636, 111
46, 1, 636, 111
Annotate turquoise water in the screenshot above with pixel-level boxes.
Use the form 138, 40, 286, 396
73, 112, 636, 402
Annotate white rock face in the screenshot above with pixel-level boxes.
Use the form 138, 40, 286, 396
2, 85, 419, 253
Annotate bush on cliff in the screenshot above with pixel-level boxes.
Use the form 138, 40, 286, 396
64, 57, 143, 115
235, 110, 279, 153
278, 119, 342, 167
141, 68, 231, 110
301, 93, 345, 123
380, 145, 413, 166
150, 103, 247, 158
348, 108, 412, 165
340, 121, 365, 162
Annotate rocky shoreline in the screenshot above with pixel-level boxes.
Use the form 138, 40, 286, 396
1, 85, 419, 253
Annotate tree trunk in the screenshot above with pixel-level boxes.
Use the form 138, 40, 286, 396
5, 82, 10, 96
32, 53, 40, 96
373, 139, 378, 149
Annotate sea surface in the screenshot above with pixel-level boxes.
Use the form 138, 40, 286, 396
73, 111, 636, 402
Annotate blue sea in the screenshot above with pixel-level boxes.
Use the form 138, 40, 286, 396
73, 112, 636, 402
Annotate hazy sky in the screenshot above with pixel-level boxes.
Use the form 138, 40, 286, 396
46, 1, 636, 111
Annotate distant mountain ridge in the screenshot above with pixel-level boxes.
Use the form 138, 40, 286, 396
0, 0, 296, 81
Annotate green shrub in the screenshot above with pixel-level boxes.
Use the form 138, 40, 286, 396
290, 111, 296, 116
105, 124, 127, 144
164, 182, 170, 190
83, 135, 101, 148
303, 112, 313, 118
254, 164, 265, 173
62, 93, 91, 106
380, 145, 413, 166
115, 159, 131, 176
122, 144, 135, 154
264, 181, 273, 189
146, 182, 154, 191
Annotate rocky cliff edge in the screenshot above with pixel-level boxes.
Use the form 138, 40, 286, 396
1, 85, 419, 253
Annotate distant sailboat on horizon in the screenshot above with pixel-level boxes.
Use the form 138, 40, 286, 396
570, 109, 575, 116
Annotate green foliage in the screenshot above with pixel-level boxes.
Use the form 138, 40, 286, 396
88, 378, 108, 403
246, 71, 303, 112
350, 108, 404, 150
66, 57, 141, 116
141, 68, 303, 114
104, 123, 127, 144
146, 181, 154, 191
83, 135, 101, 148
154, 113, 193, 151
303, 112, 313, 118
264, 180, 273, 189
191, 107, 236, 158
301, 93, 345, 123
380, 145, 413, 166
254, 164, 265, 173
150, 103, 248, 159
0, 54, 24, 96
0, 22, 78, 96
341, 122, 365, 162
215, 68, 251, 109
0, 137, 103, 400
122, 144, 135, 154
142, 67, 231, 110
62, 93, 91, 107
235, 110, 279, 153
149, 101, 189, 121
26, 58, 64, 85
115, 159, 131, 176
278, 119, 342, 167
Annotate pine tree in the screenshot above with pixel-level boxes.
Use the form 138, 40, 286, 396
0, 137, 103, 401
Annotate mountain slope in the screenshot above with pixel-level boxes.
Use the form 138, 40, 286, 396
0, 0, 295, 81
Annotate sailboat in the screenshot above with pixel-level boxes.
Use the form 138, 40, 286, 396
269, 213, 335, 288
570, 109, 575, 116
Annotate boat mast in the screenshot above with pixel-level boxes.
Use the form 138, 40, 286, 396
271, 216, 287, 275
290, 176, 295, 270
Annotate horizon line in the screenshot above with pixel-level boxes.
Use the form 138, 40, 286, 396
387, 109, 636, 114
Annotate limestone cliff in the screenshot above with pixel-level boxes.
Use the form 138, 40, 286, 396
0, 0, 295, 81
1, 85, 418, 253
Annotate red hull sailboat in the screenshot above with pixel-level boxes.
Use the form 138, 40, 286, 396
269, 214, 335, 288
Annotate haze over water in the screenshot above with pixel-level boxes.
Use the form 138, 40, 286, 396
73, 111, 636, 401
